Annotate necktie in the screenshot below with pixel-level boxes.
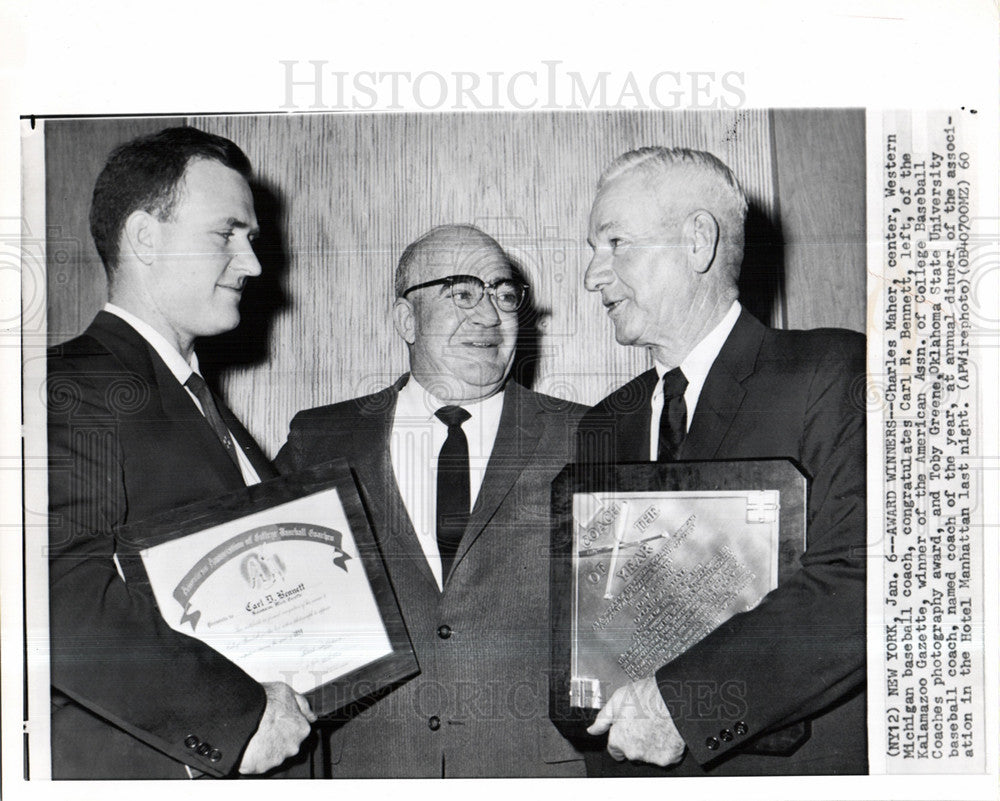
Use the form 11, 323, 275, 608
435, 405, 472, 578
657, 367, 688, 462
185, 372, 240, 468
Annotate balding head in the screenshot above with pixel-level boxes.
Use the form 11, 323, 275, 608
392, 224, 520, 403
395, 224, 511, 299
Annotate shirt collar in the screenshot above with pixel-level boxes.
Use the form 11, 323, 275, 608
653, 300, 742, 392
103, 303, 200, 383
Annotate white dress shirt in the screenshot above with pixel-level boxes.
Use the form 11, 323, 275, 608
649, 300, 742, 460
389, 376, 505, 590
103, 303, 261, 486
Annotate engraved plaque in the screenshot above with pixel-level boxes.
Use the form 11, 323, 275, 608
550, 460, 806, 738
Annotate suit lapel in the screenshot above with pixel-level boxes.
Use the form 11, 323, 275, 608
86, 311, 158, 378
151, 357, 247, 486
679, 310, 765, 459
218, 399, 277, 480
347, 380, 441, 591
86, 311, 255, 489
616, 369, 657, 462
447, 382, 542, 582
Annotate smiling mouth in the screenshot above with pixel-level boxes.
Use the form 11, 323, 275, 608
463, 341, 500, 349
604, 298, 625, 314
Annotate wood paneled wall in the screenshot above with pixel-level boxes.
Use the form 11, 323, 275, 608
45, 110, 865, 457
44, 117, 185, 344
772, 109, 867, 330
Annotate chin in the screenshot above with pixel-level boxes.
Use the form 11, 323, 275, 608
454, 366, 509, 397
466, 367, 506, 388
209, 308, 242, 335
613, 328, 639, 346
196, 321, 241, 340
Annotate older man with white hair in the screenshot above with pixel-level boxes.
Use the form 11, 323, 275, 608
579, 147, 867, 776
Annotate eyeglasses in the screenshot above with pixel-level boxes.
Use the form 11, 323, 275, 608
402, 274, 528, 314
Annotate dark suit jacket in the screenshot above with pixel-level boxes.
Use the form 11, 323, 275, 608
275, 377, 587, 777
576, 310, 867, 775
47, 311, 279, 779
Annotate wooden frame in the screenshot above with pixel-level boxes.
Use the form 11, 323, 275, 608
117, 458, 418, 718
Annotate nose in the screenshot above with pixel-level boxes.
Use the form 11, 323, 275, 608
233, 242, 263, 277
469, 291, 503, 325
584, 249, 612, 292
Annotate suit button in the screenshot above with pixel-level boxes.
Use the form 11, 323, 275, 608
720, 728, 733, 742
184, 735, 199, 749
428, 716, 441, 731
196, 743, 211, 756
705, 736, 720, 750
209, 749, 222, 762
734, 721, 749, 736
437, 625, 452, 640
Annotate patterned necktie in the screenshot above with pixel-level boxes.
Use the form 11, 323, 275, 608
657, 367, 688, 462
435, 405, 472, 578
185, 372, 240, 468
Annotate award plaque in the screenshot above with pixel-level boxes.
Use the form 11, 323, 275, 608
550, 459, 806, 738
117, 458, 418, 717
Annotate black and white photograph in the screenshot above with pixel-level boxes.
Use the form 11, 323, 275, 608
2, 3, 998, 800
32, 109, 867, 781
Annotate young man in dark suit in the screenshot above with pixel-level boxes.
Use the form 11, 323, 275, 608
276, 224, 586, 777
579, 147, 867, 775
47, 127, 315, 778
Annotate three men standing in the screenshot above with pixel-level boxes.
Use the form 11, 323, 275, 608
47, 129, 865, 780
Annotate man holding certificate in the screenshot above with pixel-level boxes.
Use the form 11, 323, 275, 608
277, 224, 587, 777
47, 127, 315, 778
577, 147, 867, 775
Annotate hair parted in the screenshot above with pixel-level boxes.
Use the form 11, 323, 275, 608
89, 126, 252, 274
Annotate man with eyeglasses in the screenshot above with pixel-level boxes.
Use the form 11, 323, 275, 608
276, 224, 587, 777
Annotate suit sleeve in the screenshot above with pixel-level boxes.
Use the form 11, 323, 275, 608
655, 339, 866, 764
48, 365, 266, 777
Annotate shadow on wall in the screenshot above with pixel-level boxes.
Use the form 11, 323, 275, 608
508, 254, 548, 393
740, 203, 786, 329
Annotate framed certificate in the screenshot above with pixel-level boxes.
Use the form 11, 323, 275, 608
117, 459, 418, 718
549, 459, 806, 739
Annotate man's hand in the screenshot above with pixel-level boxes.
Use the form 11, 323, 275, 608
238, 681, 316, 774
587, 677, 686, 767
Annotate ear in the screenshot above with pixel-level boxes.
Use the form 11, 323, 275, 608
685, 209, 720, 274
122, 210, 158, 266
392, 297, 417, 345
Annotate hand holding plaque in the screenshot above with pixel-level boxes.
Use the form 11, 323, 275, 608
238, 681, 317, 774
550, 460, 806, 738
587, 676, 686, 766
118, 459, 418, 717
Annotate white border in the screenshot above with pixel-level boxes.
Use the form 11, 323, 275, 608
3, 2, 998, 800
